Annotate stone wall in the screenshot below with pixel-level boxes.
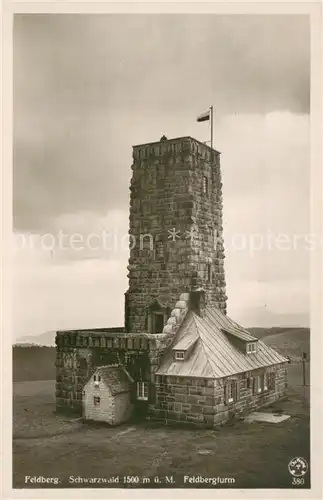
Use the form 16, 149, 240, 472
55, 331, 173, 414
150, 375, 216, 427
126, 136, 227, 333
151, 363, 288, 428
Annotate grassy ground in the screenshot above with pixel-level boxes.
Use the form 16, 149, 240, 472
13, 363, 310, 490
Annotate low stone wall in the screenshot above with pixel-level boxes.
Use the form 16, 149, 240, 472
150, 363, 288, 427
55, 332, 172, 414
150, 376, 216, 427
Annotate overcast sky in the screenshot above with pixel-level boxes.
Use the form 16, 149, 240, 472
13, 14, 310, 339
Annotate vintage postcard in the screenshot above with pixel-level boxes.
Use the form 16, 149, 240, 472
1, 1, 322, 499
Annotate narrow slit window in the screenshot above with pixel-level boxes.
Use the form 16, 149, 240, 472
207, 263, 212, 283
155, 241, 165, 259
203, 176, 208, 195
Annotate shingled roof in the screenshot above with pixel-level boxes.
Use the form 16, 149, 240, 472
156, 307, 288, 379
84, 365, 133, 395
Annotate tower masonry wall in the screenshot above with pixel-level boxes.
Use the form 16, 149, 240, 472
126, 136, 227, 333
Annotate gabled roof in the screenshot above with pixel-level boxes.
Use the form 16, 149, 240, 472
83, 365, 133, 395
156, 307, 288, 379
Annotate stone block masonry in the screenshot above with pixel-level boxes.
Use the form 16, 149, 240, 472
151, 364, 287, 428
55, 331, 173, 414
126, 136, 227, 333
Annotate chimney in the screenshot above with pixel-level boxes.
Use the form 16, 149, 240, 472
189, 289, 206, 317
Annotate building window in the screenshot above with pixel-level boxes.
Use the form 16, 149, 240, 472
227, 382, 234, 403
225, 380, 239, 404
137, 381, 148, 401
253, 373, 269, 394
174, 350, 185, 361
246, 342, 257, 354
93, 396, 100, 406
202, 176, 208, 195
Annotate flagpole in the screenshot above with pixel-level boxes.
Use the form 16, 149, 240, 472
210, 105, 213, 151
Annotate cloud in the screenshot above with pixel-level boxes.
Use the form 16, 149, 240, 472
12, 14, 310, 333
13, 14, 309, 231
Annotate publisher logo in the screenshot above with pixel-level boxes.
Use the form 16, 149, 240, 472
288, 457, 308, 477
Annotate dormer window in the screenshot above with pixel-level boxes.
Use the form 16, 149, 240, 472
174, 350, 185, 361
246, 342, 257, 354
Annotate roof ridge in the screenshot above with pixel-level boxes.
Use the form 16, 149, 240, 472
192, 313, 218, 377
199, 335, 216, 377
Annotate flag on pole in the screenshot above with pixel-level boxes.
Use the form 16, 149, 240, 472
196, 110, 210, 122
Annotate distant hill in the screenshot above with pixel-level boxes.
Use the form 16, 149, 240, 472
13, 346, 56, 382
16, 331, 56, 347
260, 328, 310, 362
15, 326, 124, 347
248, 326, 310, 340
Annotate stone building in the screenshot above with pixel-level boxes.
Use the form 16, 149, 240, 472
56, 135, 288, 427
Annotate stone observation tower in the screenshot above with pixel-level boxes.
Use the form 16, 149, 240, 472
125, 136, 227, 334
55, 136, 227, 415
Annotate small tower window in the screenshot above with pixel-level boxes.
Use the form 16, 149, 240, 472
93, 396, 100, 406
203, 176, 209, 195
155, 241, 165, 259
151, 312, 165, 334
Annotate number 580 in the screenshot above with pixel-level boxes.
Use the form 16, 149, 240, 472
292, 477, 305, 485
